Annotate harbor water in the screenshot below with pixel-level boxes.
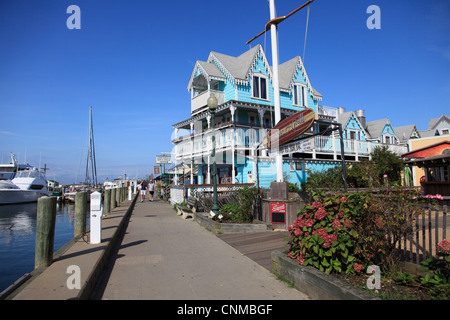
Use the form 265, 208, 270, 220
0, 201, 89, 293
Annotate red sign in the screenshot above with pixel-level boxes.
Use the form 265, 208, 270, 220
262, 108, 315, 149
271, 202, 286, 213
271, 202, 286, 224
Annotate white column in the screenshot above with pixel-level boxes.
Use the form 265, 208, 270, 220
269, 0, 283, 182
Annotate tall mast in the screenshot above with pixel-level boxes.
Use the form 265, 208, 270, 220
247, 0, 314, 183
268, 0, 283, 182
85, 106, 98, 187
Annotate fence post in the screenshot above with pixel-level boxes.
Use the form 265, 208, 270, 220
74, 192, 87, 238
35, 197, 57, 269
435, 208, 439, 251
443, 205, 447, 240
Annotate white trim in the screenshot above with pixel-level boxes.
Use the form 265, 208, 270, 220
251, 73, 269, 101
289, 56, 322, 101
292, 83, 307, 107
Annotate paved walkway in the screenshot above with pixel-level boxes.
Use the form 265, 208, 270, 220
93, 199, 309, 300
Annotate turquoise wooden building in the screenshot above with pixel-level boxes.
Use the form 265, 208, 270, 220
172, 45, 406, 188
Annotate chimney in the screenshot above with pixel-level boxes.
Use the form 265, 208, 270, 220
356, 109, 366, 128
338, 107, 346, 115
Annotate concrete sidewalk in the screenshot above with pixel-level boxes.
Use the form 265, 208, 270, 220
94, 199, 310, 300
9, 196, 137, 300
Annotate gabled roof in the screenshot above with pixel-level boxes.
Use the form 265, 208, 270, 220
187, 45, 322, 100
365, 119, 395, 140
208, 44, 267, 85
419, 129, 440, 138
337, 111, 365, 131
187, 61, 226, 90
278, 56, 322, 101
394, 124, 420, 144
428, 115, 450, 130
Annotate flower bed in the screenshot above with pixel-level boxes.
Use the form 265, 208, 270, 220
285, 189, 450, 299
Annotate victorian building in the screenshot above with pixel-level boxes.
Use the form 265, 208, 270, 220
171, 45, 407, 188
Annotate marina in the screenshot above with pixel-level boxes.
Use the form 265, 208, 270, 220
0, 0, 448, 303
0, 201, 89, 293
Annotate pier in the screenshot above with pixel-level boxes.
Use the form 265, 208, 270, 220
2, 192, 309, 300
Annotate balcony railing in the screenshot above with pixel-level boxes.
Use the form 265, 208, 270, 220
191, 90, 225, 115
173, 127, 408, 161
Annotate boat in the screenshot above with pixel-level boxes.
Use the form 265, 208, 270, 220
0, 153, 33, 181
0, 169, 51, 205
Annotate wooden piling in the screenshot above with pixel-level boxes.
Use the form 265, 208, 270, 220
35, 196, 57, 269
116, 187, 121, 206
111, 188, 116, 209
104, 189, 111, 216
74, 192, 87, 238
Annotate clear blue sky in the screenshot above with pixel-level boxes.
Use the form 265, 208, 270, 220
0, 0, 449, 184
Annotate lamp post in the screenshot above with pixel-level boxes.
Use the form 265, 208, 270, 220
208, 93, 220, 214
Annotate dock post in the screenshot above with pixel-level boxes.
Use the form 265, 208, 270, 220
104, 189, 111, 216
111, 188, 116, 209
35, 196, 57, 269
74, 192, 87, 238
116, 186, 121, 206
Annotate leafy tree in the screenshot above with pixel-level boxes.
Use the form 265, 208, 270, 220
371, 145, 405, 185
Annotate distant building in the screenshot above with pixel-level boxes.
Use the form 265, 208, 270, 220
403, 135, 450, 187
402, 140, 450, 196
428, 115, 450, 136
394, 124, 421, 147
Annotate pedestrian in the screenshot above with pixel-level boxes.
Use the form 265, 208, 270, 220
148, 179, 155, 201
140, 179, 148, 202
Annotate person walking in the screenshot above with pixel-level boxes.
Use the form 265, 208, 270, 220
148, 179, 155, 201
140, 179, 148, 202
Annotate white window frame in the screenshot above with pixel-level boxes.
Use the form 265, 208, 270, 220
251, 74, 269, 100
293, 83, 307, 107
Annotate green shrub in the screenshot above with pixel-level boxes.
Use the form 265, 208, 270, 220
287, 188, 430, 275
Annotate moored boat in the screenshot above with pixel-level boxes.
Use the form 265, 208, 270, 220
0, 169, 51, 205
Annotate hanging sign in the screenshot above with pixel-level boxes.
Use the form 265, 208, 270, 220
262, 108, 315, 149
156, 156, 171, 164
154, 166, 160, 175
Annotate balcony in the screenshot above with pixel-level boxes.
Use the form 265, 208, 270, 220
191, 90, 225, 115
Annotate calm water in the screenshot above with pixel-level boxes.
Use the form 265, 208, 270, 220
0, 201, 88, 292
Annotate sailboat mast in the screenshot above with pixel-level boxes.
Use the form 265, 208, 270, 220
85, 106, 98, 187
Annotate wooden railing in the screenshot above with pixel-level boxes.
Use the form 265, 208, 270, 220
396, 205, 448, 264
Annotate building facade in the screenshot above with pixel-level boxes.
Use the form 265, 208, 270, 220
172, 45, 408, 188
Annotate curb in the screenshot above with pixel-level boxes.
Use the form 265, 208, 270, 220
271, 249, 380, 300
77, 193, 138, 299
194, 211, 273, 234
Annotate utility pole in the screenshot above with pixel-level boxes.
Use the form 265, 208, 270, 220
247, 0, 314, 182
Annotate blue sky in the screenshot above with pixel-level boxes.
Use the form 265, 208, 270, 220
0, 0, 449, 184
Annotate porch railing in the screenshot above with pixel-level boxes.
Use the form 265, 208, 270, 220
174, 129, 408, 160
169, 183, 255, 211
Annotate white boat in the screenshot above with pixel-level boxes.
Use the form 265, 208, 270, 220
0, 169, 51, 205
0, 153, 33, 180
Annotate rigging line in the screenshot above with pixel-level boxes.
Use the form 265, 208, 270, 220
302, 4, 310, 64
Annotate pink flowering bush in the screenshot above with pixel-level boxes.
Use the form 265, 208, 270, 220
287, 192, 372, 274
420, 239, 450, 299
287, 188, 430, 275
438, 239, 450, 255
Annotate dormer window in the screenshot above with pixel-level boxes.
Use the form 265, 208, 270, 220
252, 74, 268, 100
293, 83, 307, 107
